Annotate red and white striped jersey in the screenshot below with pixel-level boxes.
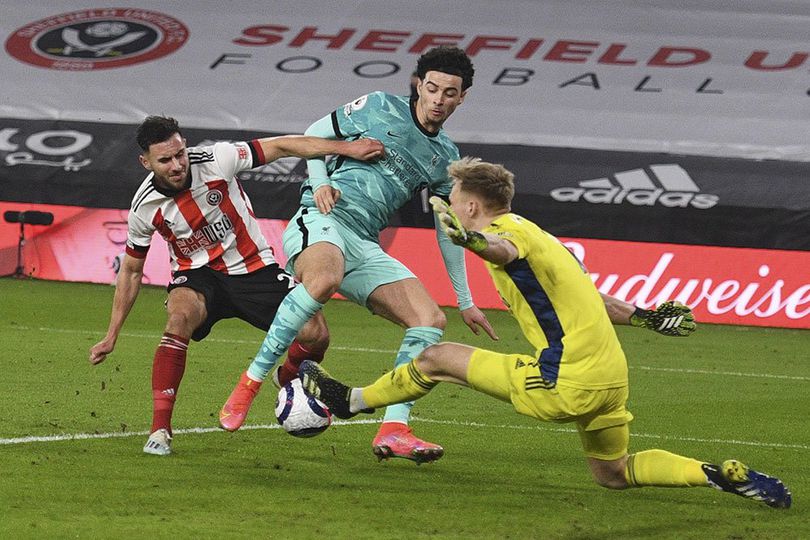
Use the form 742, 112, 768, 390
126, 140, 276, 275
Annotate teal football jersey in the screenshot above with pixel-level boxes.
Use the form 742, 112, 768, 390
301, 91, 461, 240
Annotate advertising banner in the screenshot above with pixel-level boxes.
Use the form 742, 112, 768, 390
1, 118, 808, 250
2, 2, 810, 161
1, 202, 807, 329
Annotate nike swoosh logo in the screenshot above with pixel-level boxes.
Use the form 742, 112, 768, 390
387, 131, 402, 138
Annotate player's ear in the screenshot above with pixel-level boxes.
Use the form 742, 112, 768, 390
466, 198, 478, 216
139, 153, 152, 171
457, 89, 468, 105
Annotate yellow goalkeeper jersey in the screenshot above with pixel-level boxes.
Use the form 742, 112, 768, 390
482, 213, 628, 390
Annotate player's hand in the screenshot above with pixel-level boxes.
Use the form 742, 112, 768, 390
460, 306, 499, 341
345, 137, 385, 161
429, 196, 465, 243
89, 338, 115, 365
314, 184, 342, 214
429, 196, 487, 253
630, 300, 696, 337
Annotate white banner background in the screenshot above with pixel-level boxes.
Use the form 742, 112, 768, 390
3, 1, 810, 160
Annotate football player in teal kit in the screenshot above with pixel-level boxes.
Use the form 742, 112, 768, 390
221, 46, 496, 463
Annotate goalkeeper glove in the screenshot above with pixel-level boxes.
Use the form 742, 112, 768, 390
429, 196, 488, 253
630, 301, 696, 337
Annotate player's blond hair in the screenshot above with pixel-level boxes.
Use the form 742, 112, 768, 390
447, 157, 514, 212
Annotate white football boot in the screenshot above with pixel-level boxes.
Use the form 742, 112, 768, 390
143, 428, 172, 456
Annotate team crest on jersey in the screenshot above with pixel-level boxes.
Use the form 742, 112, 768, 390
343, 95, 368, 116
206, 189, 223, 206
427, 154, 440, 173
171, 276, 188, 285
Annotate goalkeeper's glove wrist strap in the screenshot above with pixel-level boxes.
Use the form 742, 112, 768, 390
465, 231, 488, 253
630, 307, 651, 327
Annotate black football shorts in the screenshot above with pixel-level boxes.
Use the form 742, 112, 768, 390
167, 264, 296, 341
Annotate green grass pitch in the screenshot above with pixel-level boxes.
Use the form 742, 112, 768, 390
1, 277, 808, 539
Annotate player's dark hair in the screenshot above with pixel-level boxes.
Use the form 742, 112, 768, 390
136, 115, 182, 152
416, 46, 474, 90
448, 157, 514, 212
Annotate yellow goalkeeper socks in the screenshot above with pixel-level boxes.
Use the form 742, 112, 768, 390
625, 449, 709, 487
361, 360, 437, 409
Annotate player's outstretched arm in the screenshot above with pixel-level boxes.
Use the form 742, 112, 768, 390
631, 300, 696, 336
257, 135, 384, 164
430, 196, 517, 266
89, 254, 145, 365
601, 293, 696, 337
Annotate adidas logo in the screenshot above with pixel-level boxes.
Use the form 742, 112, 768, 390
550, 164, 719, 209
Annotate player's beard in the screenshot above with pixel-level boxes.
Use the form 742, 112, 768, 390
155, 169, 191, 193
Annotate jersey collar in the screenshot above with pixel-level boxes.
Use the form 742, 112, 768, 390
149, 170, 192, 197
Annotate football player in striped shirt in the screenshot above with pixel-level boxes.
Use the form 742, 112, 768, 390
300, 157, 790, 509
89, 115, 383, 456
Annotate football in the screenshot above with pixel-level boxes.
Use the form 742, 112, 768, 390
275, 378, 332, 437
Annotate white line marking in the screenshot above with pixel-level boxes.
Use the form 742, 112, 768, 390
631, 365, 809, 382
0, 419, 377, 446
415, 418, 810, 450
5, 325, 807, 449
12, 325, 403, 353
14, 325, 810, 381
2, 417, 807, 451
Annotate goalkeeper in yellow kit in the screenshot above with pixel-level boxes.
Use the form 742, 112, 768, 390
300, 156, 791, 509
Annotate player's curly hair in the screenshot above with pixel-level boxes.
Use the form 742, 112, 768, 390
416, 46, 474, 90
136, 115, 183, 151
448, 157, 514, 212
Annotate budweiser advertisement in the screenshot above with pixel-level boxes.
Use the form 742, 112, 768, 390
1, 202, 807, 329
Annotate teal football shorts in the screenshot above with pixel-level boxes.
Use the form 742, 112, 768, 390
282, 206, 415, 307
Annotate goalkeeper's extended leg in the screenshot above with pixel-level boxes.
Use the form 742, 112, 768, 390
299, 359, 438, 419
299, 360, 365, 419
300, 357, 442, 464
624, 450, 791, 508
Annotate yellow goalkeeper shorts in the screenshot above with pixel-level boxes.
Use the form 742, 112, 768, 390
467, 347, 633, 460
